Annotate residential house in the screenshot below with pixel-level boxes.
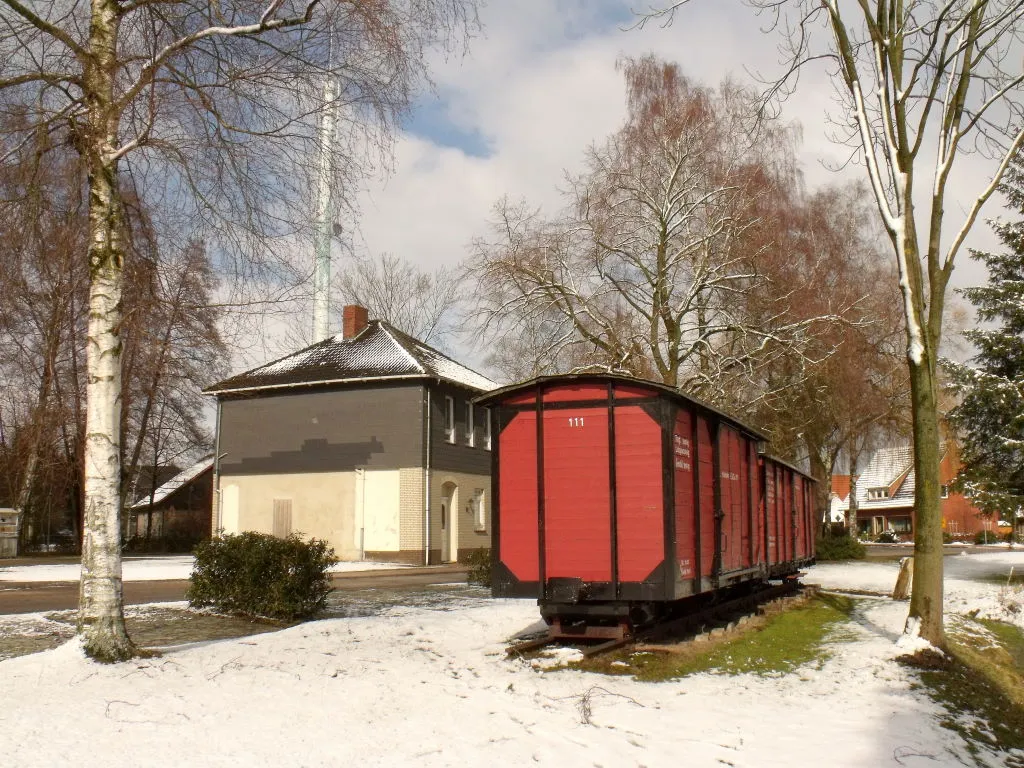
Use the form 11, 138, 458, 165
828, 475, 851, 524
833, 443, 992, 539
129, 456, 214, 542
205, 306, 498, 564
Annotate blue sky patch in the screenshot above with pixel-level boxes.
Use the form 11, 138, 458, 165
403, 97, 493, 159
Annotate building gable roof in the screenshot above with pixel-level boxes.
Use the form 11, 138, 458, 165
131, 456, 214, 510
205, 321, 498, 396
831, 475, 851, 501
835, 444, 948, 512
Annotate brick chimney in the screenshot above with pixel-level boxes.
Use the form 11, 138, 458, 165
342, 305, 369, 339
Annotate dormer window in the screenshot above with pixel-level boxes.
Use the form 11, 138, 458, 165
867, 487, 889, 500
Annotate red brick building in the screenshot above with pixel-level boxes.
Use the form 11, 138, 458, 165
832, 444, 996, 540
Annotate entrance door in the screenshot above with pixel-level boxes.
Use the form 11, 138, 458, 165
440, 482, 458, 563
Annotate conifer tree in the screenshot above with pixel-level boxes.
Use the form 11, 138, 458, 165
946, 161, 1024, 534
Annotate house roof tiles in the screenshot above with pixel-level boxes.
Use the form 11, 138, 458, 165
835, 444, 940, 512
205, 321, 498, 396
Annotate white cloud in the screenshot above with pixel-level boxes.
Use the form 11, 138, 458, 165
354, 0, 1002, 300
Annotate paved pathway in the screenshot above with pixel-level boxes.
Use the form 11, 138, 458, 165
0, 564, 469, 615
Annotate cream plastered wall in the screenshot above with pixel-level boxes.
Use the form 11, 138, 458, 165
219, 469, 421, 559
217, 472, 358, 559
428, 470, 492, 559
353, 470, 401, 553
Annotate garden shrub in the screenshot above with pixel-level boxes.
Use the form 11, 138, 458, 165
815, 533, 866, 561
974, 530, 999, 545
187, 532, 337, 620
464, 548, 492, 587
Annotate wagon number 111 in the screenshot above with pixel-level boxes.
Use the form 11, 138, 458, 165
567, 417, 585, 427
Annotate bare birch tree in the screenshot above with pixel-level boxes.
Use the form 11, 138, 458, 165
640, 0, 1024, 647
469, 57, 848, 405
0, 0, 477, 660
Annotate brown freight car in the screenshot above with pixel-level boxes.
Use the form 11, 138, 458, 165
476, 374, 816, 633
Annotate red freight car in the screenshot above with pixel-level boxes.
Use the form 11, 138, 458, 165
477, 374, 816, 631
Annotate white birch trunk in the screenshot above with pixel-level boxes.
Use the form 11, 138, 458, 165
79, 232, 134, 660
77, 0, 135, 661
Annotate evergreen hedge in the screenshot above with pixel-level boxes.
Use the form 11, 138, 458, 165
815, 533, 867, 561
464, 548, 492, 587
187, 532, 337, 620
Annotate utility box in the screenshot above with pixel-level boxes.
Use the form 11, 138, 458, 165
0, 508, 20, 558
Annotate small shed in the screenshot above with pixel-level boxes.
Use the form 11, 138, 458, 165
130, 457, 214, 541
0, 507, 21, 558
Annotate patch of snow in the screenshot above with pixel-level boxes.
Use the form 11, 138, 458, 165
896, 616, 943, 656
4, 557, 1024, 766
530, 646, 584, 670
0, 557, 411, 583
806, 550, 1024, 629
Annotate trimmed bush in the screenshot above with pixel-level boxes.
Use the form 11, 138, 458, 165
815, 533, 867, 561
974, 530, 998, 545
187, 532, 337, 620
464, 548, 492, 587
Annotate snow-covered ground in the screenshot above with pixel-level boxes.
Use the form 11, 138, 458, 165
0, 556, 410, 583
1, 552, 1023, 768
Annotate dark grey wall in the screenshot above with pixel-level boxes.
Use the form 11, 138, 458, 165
429, 383, 491, 475
218, 383, 424, 475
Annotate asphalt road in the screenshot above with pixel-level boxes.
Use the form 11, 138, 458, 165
0, 565, 469, 615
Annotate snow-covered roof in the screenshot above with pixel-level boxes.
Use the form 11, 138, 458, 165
130, 456, 214, 510
205, 321, 497, 395
834, 444, 945, 512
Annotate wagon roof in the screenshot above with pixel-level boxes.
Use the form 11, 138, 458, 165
475, 373, 769, 440
762, 453, 816, 483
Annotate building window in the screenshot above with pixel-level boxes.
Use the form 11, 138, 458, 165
472, 489, 486, 532
484, 408, 492, 451
444, 396, 455, 443
890, 516, 912, 533
867, 487, 889, 500
941, 485, 949, 499
466, 401, 475, 447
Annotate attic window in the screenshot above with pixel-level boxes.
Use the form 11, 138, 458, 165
867, 487, 889, 500
444, 396, 455, 444
465, 401, 475, 447
484, 408, 492, 451
941, 485, 949, 499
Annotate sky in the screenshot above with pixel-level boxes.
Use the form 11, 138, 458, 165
352, 1, 1001, 282
242, 0, 1008, 371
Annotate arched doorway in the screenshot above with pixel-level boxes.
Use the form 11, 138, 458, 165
440, 481, 458, 563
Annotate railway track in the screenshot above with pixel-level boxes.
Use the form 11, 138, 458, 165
507, 579, 806, 659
